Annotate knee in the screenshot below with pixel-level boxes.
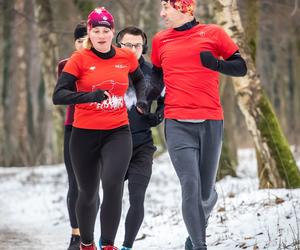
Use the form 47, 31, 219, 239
181, 178, 198, 202
129, 192, 145, 209
78, 185, 98, 204
202, 189, 218, 206
102, 180, 123, 195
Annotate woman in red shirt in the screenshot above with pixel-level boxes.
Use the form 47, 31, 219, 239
53, 7, 147, 250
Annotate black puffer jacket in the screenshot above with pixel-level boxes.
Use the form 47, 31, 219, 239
125, 56, 164, 148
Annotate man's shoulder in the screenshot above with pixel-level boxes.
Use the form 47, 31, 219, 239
153, 29, 174, 41
141, 61, 152, 76
143, 60, 152, 69
200, 23, 224, 34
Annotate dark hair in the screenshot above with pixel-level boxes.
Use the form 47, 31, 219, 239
74, 21, 87, 41
116, 26, 148, 54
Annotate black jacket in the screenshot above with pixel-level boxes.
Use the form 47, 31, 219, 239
126, 56, 164, 148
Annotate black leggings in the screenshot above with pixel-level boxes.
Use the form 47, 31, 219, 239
70, 126, 132, 245
64, 125, 78, 229
123, 142, 155, 248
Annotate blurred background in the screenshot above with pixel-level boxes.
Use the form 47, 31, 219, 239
0, 0, 299, 182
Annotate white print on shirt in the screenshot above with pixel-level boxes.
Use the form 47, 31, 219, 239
91, 95, 124, 111
115, 64, 128, 69
90, 80, 128, 111
89, 66, 96, 71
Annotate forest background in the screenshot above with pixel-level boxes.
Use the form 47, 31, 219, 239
0, 0, 299, 187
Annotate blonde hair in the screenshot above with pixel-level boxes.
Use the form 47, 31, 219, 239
83, 36, 92, 49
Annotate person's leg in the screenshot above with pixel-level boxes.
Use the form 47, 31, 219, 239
165, 119, 207, 249
70, 128, 102, 245
100, 126, 132, 246
64, 125, 81, 249
198, 120, 223, 225
122, 143, 155, 248
64, 125, 79, 231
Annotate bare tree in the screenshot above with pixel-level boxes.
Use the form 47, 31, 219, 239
0, 0, 4, 162
214, 0, 300, 188
34, 0, 64, 164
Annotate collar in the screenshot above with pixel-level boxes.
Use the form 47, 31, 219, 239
174, 18, 198, 31
91, 46, 116, 59
138, 56, 145, 67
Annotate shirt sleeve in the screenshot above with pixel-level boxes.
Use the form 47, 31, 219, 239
62, 51, 82, 78
216, 25, 239, 60
151, 34, 162, 68
128, 50, 139, 73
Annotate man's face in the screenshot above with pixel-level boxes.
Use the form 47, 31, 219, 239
120, 33, 144, 59
160, 1, 185, 28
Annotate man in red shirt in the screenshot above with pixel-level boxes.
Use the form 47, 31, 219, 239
150, 1, 247, 249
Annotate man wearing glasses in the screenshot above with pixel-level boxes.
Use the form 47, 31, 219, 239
114, 26, 164, 250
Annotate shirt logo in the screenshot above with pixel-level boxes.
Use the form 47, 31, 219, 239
115, 64, 127, 69
89, 66, 96, 71
199, 31, 206, 37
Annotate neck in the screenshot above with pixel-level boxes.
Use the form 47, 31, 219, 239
174, 15, 195, 28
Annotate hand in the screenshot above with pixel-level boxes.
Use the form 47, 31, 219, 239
200, 51, 219, 71
146, 112, 164, 127
90, 89, 109, 103
136, 101, 148, 114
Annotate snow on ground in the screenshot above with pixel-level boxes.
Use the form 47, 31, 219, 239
0, 149, 299, 250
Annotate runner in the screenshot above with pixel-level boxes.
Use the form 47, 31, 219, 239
53, 7, 147, 250
116, 26, 164, 250
57, 21, 88, 250
150, 1, 247, 249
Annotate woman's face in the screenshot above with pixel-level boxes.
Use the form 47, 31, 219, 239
74, 36, 86, 51
89, 26, 114, 52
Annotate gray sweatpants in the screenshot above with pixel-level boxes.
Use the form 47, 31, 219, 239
165, 119, 223, 250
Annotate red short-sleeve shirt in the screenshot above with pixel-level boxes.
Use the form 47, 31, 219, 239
151, 24, 239, 120
63, 47, 138, 130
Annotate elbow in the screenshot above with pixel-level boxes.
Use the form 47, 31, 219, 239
240, 63, 247, 76
52, 91, 60, 105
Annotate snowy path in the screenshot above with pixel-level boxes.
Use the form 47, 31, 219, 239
0, 150, 299, 250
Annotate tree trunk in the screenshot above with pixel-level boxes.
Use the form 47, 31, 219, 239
34, 0, 64, 164
214, 0, 300, 188
0, 0, 4, 162
1, 0, 33, 166
218, 77, 238, 180
256, 0, 300, 146
197, 1, 238, 179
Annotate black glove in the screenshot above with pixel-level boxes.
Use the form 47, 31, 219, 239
200, 51, 219, 71
88, 89, 108, 103
146, 112, 164, 127
136, 101, 148, 114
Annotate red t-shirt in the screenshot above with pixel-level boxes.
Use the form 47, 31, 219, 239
151, 24, 239, 120
63, 47, 138, 130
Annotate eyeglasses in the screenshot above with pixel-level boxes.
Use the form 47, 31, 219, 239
120, 42, 143, 49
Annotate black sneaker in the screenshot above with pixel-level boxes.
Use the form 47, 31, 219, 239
68, 235, 80, 250
185, 236, 193, 250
